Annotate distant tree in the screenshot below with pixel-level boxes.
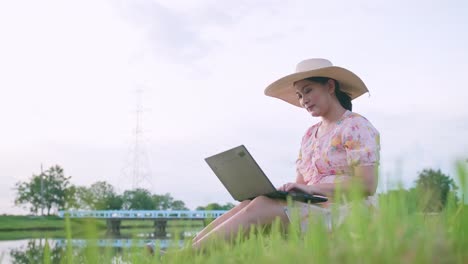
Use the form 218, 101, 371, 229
74, 186, 93, 210
14, 165, 74, 215
122, 188, 155, 210
106, 194, 124, 210
150, 193, 189, 210
415, 169, 459, 212
75, 181, 123, 210
15, 176, 43, 215
171, 200, 189, 210
196, 202, 235, 210
151, 193, 173, 210
45, 166, 75, 214
64, 185, 78, 209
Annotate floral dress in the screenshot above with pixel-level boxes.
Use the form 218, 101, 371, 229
284, 110, 380, 231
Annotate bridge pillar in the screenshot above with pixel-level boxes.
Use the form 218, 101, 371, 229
106, 219, 121, 235
153, 220, 167, 237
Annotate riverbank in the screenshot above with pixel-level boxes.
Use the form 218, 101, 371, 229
0, 215, 203, 240
0, 215, 95, 240
0, 215, 204, 229
0, 215, 75, 231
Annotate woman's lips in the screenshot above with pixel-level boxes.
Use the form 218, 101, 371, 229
306, 105, 315, 111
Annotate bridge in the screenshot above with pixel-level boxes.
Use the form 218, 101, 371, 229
58, 210, 228, 236
54, 238, 183, 249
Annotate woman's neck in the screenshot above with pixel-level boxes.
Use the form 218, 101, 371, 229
321, 104, 347, 126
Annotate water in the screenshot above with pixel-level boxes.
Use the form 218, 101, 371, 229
0, 240, 29, 264
0, 229, 198, 263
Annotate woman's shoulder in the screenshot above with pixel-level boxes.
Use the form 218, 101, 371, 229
339, 111, 379, 133
302, 122, 321, 140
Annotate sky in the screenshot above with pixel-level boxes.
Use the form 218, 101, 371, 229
0, 0, 467, 214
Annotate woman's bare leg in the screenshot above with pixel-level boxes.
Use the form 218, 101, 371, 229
192, 200, 251, 243
192, 196, 288, 249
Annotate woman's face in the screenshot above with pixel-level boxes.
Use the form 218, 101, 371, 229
294, 79, 334, 117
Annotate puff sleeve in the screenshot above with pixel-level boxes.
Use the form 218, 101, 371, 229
341, 117, 380, 167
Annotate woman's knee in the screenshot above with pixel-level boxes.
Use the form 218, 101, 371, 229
239, 200, 251, 207
226, 200, 250, 214
252, 195, 273, 204
243, 196, 276, 212
239, 196, 287, 224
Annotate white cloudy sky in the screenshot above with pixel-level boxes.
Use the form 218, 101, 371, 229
1, 0, 467, 213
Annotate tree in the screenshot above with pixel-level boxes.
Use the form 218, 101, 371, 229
171, 200, 188, 210
106, 194, 124, 210
150, 193, 189, 210
15, 176, 43, 215
415, 168, 459, 212
75, 181, 123, 210
43, 166, 75, 214
122, 188, 155, 210
15, 165, 75, 215
74, 186, 94, 210
151, 193, 172, 210
151, 193, 174, 210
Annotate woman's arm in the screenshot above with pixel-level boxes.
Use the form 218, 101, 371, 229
312, 165, 378, 197
280, 165, 378, 198
295, 171, 306, 185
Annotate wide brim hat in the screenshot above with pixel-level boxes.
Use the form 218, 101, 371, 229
264, 58, 369, 107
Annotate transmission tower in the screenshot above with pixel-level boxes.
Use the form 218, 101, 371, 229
122, 88, 153, 190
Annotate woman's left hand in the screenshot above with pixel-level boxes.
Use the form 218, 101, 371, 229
278, 182, 314, 195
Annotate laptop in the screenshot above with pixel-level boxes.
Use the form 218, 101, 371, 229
205, 145, 327, 203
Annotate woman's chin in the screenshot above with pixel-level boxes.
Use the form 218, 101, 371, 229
309, 110, 320, 117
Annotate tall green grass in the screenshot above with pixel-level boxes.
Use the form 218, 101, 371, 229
34, 162, 468, 263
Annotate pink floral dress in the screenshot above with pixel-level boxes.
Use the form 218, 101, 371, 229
297, 110, 380, 186
284, 110, 380, 231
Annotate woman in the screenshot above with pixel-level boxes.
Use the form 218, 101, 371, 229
192, 58, 380, 249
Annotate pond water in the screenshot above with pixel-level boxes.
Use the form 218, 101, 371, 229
0, 228, 198, 263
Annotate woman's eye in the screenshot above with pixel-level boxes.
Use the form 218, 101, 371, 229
304, 88, 311, 94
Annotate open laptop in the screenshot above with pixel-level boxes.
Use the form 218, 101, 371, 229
205, 145, 327, 203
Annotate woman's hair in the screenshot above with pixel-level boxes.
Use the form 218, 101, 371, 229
304, 77, 352, 111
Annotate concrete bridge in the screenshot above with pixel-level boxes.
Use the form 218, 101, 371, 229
58, 210, 228, 236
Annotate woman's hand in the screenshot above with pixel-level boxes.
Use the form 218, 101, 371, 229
278, 182, 315, 195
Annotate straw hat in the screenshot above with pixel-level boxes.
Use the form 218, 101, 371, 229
264, 58, 368, 107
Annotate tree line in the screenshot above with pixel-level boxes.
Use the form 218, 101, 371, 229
14, 165, 234, 215
15, 165, 460, 216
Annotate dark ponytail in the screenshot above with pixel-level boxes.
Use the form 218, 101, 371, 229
305, 77, 352, 111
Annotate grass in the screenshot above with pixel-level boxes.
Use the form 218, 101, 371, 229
8, 162, 468, 263
0, 214, 204, 241
0, 215, 66, 230
0, 215, 203, 230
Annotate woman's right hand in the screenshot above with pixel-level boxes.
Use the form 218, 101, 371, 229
278, 182, 314, 194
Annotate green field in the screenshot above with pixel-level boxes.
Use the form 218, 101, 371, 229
0, 215, 67, 231
0, 215, 203, 230
9, 196, 465, 263
3, 163, 467, 263
0, 215, 204, 240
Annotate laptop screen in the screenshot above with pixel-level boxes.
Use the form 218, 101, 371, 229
205, 145, 277, 201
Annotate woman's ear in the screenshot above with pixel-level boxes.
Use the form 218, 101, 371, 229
327, 79, 336, 95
